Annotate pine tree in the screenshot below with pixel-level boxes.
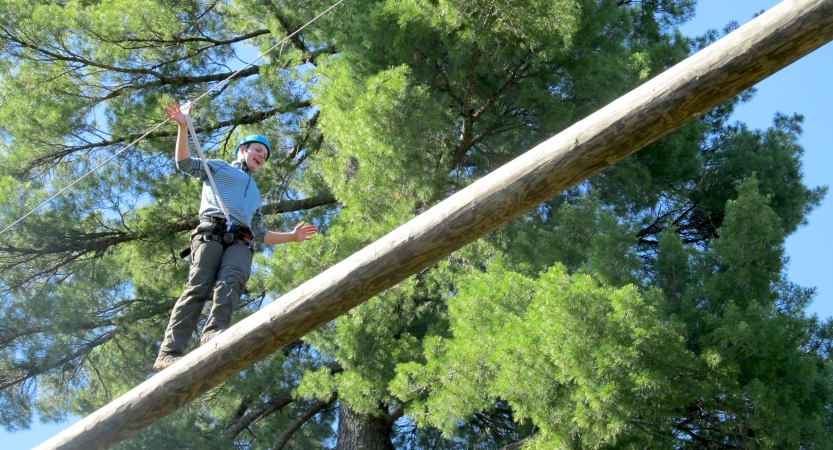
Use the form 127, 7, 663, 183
1, 0, 830, 448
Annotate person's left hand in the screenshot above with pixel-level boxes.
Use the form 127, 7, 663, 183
293, 222, 317, 242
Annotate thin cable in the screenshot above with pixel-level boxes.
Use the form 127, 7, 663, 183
0, 0, 346, 236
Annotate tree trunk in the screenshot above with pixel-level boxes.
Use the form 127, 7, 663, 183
335, 403, 395, 450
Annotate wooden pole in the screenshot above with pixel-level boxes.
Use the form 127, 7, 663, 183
37, 0, 833, 448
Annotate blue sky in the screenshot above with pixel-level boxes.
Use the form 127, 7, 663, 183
6, 1, 832, 448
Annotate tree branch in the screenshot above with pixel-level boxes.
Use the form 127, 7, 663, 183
228, 389, 294, 438
285, 110, 321, 160
228, 360, 342, 438
0, 191, 333, 289
270, 398, 332, 450
472, 52, 532, 121
0, 27, 162, 78
258, 0, 310, 55
261, 193, 337, 215
96, 65, 262, 102
499, 437, 531, 450
91, 29, 271, 51
28, 101, 311, 169
0, 296, 177, 350
452, 49, 482, 168
0, 330, 116, 392
449, 51, 532, 169
0, 21, 269, 79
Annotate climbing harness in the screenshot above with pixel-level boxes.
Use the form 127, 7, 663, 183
178, 217, 254, 259
0, 0, 346, 236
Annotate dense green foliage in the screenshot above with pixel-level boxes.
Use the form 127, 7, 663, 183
0, 0, 830, 448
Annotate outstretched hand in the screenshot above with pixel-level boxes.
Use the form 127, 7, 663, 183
293, 221, 318, 242
163, 100, 191, 127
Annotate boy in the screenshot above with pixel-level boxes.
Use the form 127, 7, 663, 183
154, 101, 317, 371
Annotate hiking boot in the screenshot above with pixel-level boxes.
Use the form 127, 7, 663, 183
200, 329, 225, 346
153, 351, 182, 372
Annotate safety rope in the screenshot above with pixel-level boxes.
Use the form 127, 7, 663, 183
182, 102, 232, 224
0, 0, 346, 236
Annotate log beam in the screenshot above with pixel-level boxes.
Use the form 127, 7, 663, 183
37, 0, 833, 448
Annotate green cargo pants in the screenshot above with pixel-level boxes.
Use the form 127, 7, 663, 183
160, 223, 253, 355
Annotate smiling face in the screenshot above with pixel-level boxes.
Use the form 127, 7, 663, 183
238, 142, 269, 172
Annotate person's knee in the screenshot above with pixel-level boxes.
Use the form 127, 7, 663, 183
220, 252, 251, 286
220, 266, 249, 289
181, 281, 214, 301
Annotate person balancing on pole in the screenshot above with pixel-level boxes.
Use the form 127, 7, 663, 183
154, 101, 317, 372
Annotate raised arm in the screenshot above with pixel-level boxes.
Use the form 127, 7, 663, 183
164, 101, 191, 161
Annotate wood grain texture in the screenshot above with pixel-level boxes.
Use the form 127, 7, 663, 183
37, 0, 833, 448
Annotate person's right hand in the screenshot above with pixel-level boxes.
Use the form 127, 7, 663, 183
292, 221, 318, 242
164, 100, 190, 127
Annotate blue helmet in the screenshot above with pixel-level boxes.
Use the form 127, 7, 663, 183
237, 134, 271, 161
